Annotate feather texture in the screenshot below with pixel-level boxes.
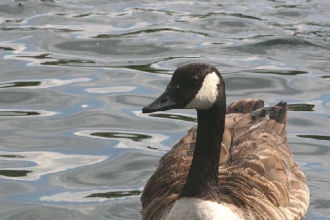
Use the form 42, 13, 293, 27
141, 98, 309, 220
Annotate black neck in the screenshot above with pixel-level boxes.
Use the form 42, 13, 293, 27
179, 102, 226, 200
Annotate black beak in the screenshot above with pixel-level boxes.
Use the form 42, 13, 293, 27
142, 88, 183, 113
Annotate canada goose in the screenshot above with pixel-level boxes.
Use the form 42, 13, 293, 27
141, 63, 309, 220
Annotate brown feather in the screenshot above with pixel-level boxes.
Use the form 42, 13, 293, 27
141, 98, 309, 220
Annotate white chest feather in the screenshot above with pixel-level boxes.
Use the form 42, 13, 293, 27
165, 198, 242, 220
184, 72, 220, 110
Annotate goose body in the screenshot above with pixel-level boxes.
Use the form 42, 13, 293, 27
141, 63, 309, 220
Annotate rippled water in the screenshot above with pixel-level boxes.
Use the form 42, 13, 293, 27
0, 0, 329, 219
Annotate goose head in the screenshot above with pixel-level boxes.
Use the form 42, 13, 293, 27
142, 63, 225, 113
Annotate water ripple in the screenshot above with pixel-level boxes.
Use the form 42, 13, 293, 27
74, 130, 170, 151
86, 86, 136, 94
40, 189, 142, 203
0, 151, 107, 181
0, 78, 91, 89
0, 109, 57, 117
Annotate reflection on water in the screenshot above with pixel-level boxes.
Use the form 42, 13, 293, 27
74, 130, 170, 151
288, 104, 315, 111
86, 190, 141, 199
149, 113, 197, 122
0, 81, 41, 88
39, 189, 142, 203
0, 170, 32, 177
0, 109, 57, 117
86, 86, 136, 94
0, 154, 24, 158
297, 135, 330, 141
0, 78, 90, 89
0, 0, 329, 219
90, 132, 152, 142
248, 69, 308, 75
0, 151, 107, 181
0, 46, 15, 51
41, 59, 96, 66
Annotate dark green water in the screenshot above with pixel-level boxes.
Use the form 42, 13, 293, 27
0, 0, 329, 219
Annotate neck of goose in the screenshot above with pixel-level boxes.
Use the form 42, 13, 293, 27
179, 102, 226, 200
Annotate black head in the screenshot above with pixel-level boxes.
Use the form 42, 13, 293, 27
142, 63, 225, 113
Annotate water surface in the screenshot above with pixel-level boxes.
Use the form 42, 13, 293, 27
0, 0, 329, 219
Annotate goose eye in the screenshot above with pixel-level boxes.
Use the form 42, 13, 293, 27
189, 75, 200, 87
179, 76, 200, 88
192, 76, 199, 83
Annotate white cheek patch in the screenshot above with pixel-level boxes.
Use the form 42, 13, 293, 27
184, 72, 220, 110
